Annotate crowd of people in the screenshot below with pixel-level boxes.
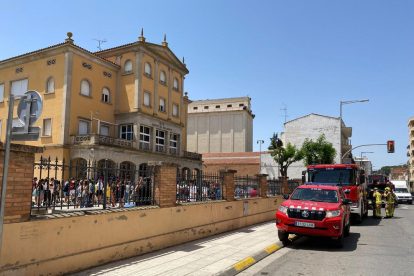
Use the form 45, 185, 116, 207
31, 175, 153, 209
176, 180, 223, 203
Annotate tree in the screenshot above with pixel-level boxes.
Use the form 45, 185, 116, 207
301, 134, 337, 166
268, 133, 304, 178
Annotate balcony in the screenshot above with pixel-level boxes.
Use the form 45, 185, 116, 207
341, 139, 352, 152
183, 151, 202, 161
341, 126, 352, 138
71, 134, 135, 148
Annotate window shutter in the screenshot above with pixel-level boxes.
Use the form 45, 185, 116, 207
145, 63, 151, 75
144, 93, 150, 106
124, 60, 133, 72
173, 78, 178, 89
160, 71, 166, 82
78, 121, 88, 134
43, 119, 52, 136
47, 77, 54, 93
81, 80, 90, 96
101, 125, 110, 136
11, 79, 28, 97
0, 84, 4, 102
173, 104, 178, 116
102, 87, 110, 102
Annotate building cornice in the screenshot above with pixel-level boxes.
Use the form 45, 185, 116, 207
0, 43, 120, 71
97, 42, 189, 75
188, 109, 255, 119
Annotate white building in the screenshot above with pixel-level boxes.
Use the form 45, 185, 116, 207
280, 113, 352, 180
354, 156, 372, 176
187, 97, 254, 153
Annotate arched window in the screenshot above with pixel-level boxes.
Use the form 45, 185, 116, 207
102, 87, 110, 103
173, 78, 179, 91
80, 79, 91, 97
144, 62, 151, 77
160, 70, 166, 84
124, 59, 133, 74
46, 76, 54, 93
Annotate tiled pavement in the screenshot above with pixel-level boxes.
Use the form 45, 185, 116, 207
71, 221, 279, 276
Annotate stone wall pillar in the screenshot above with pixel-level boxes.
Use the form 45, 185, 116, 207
219, 169, 236, 201
149, 161, 179, 208
282, 176, 289, 195
0, 143, 43, 224
256, 174, 268, 198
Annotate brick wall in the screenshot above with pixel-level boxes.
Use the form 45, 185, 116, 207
0, 143, 43, 224
203, 164, 259, 176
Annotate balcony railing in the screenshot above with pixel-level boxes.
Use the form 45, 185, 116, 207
341, 139, 351, 146
170, 147, 178, 155
139, 142, 151, 151
71, 134, 134, 148
183, 151, 202, 161
155, 145, 166, 153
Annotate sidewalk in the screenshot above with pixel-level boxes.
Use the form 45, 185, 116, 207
70, 221, 279, 276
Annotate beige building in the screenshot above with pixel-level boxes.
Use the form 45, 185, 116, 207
187, 97, 254, 153
407, 117, 414, 185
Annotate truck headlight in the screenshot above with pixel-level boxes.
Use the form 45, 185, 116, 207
326, 210, 341, 218
368, 200, 372, 205
278, 205, 288, 214
350, 202, 358, 208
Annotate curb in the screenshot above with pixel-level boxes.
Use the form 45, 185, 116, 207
215, 235, 301, 276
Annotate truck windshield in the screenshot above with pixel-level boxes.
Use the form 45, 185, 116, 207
367, 184, 391, 192
290, 188, 339, 203
308, 169, 354, 186
395, 188, 409, 194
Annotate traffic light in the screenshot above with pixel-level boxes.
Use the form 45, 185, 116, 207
387, 140, 395, 153
277, 139, 283, 147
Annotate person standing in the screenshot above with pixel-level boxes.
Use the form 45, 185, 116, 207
32, 177, 38, 206
373, 187, 382, 219
384, 187, 394, 218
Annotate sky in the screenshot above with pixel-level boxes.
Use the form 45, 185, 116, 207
1, 0, 413, 169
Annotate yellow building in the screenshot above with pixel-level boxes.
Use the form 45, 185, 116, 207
0, 31, 202, 178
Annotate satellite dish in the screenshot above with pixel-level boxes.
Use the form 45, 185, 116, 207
17, 90, 43, 126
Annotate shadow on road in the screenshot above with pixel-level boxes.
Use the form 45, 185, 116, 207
288, 232, 361, 252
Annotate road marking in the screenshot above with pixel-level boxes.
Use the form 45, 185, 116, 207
234, 257, 255, 271
263, 244, 280, 253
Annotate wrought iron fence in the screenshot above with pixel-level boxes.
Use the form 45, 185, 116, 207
267, 177, 282, 196
176, 170, 224, 203
32, 156, 156, 212
234, 174, 260, 199
288, 180, 300, 193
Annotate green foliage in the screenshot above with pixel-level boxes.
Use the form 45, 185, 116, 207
268, 133, 304, 178
301, 134, 337, 166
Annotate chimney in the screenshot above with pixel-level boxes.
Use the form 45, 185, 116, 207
65, 32, 74, 44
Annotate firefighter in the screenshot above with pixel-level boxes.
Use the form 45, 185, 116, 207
373, 187, 382, 218
384, 187, 394, 218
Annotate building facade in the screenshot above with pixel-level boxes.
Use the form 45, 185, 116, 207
187, 97, 254, 153
280, 113, 352, 180
407, 117, 414, 186
354, 156, 373, 176
0, 32, 202, 178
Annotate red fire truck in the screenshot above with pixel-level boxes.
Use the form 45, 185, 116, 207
302, 163, 368, 223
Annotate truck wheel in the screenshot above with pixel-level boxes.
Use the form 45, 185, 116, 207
355, 207, 363, 224
344, 222, 350, 237
278, 230, 289, 243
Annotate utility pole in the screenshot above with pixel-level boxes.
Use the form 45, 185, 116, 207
257, 140, 264, 173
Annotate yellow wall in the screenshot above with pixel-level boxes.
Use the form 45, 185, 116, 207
171, 71, 182, 125
118, 52, 136, 113
0, 197, 281, 276
141, 56, 155, 115
69, 55, 117, 138
0, 53, 66, 145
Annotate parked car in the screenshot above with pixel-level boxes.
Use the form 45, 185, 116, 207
276, 184, 351, 248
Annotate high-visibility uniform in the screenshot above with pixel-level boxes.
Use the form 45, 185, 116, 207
385, 191, 393, 217
374, 191, 382, 218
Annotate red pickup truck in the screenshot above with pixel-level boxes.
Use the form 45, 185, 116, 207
276, 184, 352, 248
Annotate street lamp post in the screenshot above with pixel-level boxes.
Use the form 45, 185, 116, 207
257, 140, 264, 174
340, 99, 369, 164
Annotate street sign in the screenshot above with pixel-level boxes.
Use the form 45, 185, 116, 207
11, 90, 43, 141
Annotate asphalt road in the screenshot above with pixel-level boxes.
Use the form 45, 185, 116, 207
244, 204, 414, 276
